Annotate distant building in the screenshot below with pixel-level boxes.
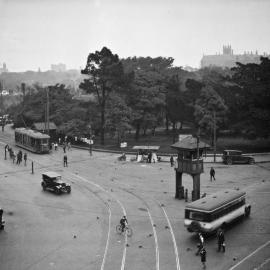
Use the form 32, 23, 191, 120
201, 45, 269, 68
0, 63, 8, 74
51, 63, 66, 72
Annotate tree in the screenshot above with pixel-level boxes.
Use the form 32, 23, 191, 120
194, 85, 228, 145
122, 57, 173, 140
80, 47, 129, 145
230, 57, 270, 137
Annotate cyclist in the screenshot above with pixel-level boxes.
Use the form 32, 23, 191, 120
120, 215, 128, 232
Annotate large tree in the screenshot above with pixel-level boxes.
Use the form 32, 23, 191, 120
230, 57, 270, 137
122, 57, 173, 140
80, 47, 130, 145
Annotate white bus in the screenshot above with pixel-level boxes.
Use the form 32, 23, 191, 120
184, 189, 251, 234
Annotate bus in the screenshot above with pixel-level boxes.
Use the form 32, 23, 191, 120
15, 128, 50, 154
184, 189, 251, 234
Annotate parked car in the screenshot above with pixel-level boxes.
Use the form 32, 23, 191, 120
41, 171, 71, 194
222, 150, 255, 165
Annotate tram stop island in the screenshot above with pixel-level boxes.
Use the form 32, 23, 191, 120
171, 135, 210, 201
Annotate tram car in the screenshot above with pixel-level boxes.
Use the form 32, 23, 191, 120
15, 128, 50, 153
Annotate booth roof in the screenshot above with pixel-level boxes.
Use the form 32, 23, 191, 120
171, 136, 210, 150
132, 146, 160, 150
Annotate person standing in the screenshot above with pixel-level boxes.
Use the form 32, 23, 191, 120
217, 228, 225, 252
200, 247, 207, 269
23, 153, 27, 166
170, 155, 174, 167
210, 167, 216, 181
63, 155, 68, 167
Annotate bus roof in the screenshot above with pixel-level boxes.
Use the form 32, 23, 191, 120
185, 189, 246, 212
15, 128, 50, 139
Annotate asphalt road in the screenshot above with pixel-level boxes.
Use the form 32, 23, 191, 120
0, 128, 270, 270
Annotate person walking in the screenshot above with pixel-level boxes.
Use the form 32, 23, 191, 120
23, 153, 27, 166
200, 247, 207, 269
63, 155, 68, 167
217, 228, 225, 252
170, 155, 174, 167
210, 167, 216, 181
196, 232, 204, 255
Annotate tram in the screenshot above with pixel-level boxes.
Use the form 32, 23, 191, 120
15, 128, 50, 153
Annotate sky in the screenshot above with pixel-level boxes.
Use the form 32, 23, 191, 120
0, 0, 270, 72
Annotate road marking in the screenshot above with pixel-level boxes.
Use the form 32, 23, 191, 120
147, 208, 160, 270
161, 206, 181, 270
100, 203, 111, 270
229, 240, 270, 270
119, 188, 160, 270
71, 173, 128, 270
255, 257, 270, 270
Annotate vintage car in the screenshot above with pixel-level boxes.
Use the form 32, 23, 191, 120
41, 171, 71, 194
222, 150, 255, 165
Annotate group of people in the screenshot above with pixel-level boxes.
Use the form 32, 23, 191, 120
196, 228, 225, 269
5, 144, 27, 165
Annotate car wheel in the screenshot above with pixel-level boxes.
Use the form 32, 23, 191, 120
249, 159, 255, 164
41, 183, 46, 191
227, 158, 232, 165
55, 189, 61, 195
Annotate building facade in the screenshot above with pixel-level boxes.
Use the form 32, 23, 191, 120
201, 45, 269, 68
0, 63, 8, 74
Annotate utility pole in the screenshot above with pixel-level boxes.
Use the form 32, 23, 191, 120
213, 110, 216, 163
89, 124, 93, 156
46, 87, 50, 135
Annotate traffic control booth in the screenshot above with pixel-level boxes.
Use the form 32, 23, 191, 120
132, 146, 160, 163
171, 136, 210, 201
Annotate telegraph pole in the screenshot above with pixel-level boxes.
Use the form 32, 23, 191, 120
213, 110, 216, 163
46, 87, 50, 135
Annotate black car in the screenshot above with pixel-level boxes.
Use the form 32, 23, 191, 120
222, 150, 255, 165
41, 171, 71, 194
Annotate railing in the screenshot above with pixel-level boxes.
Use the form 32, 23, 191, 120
176, 158, 204, 174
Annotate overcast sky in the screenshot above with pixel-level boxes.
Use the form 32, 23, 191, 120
0, 0, 269, 72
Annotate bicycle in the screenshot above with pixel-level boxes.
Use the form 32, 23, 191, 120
116, 224, 133, 237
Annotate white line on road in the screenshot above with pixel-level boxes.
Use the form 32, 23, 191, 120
71, 173, 128, 270
147, 208, 160, 270
100, 203, 111, 270
255, 257, 270, 270
161, 206, 181, 270
229, 240, 270, 270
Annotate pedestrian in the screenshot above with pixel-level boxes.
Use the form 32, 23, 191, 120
55, 142, 58, 151
63, 154, 68, 167
16, 152, 20, 165
12, 151, 16, 164
217, 228, 225, 252
196, 232, 204, 255
200, 247, 207, 269
170, 155, 174, 167
24, 153, 27, 166
67, 142, 71, 151
210, 167, 215, 181
63, 143, 66, 153
58, 137, 61, 145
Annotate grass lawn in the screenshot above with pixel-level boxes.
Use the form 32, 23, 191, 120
88, 129, 270, 154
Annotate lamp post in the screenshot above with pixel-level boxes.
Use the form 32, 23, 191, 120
88, 124, 93, 156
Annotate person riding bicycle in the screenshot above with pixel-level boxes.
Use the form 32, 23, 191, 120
120, 215, 128, 232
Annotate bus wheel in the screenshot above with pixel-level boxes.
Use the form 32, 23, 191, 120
245, 206, 251, 217
221, 223, 227, 230
227, 159, 232, 165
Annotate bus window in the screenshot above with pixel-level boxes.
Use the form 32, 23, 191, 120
187, 211, 208, 221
